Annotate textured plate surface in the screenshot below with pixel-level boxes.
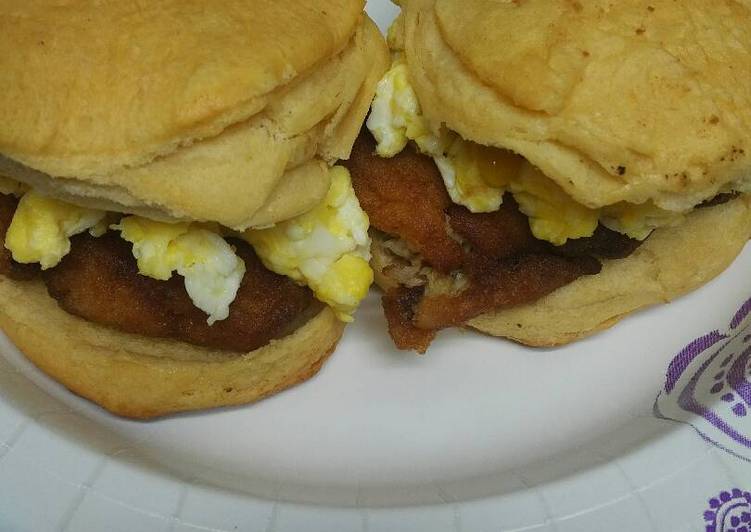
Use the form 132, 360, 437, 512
1, 2, 750, 530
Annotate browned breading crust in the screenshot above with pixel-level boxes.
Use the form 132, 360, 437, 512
381, 286, 436, 353
447, 199, 546, 260
345, 130, 464, 273
413, 254, 601, 331
0, 194, 318, 353
554, 225, 643, 260
45, 234, 319, 353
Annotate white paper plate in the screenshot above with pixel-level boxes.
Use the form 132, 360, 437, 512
2, 2, 751, 531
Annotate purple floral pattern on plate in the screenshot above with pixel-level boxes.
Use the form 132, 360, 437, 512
703, 489, 751, 532
654, 298, 751, 461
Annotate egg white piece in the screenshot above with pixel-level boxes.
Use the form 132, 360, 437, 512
367, 57, 425, 158
113, 217, 245, 325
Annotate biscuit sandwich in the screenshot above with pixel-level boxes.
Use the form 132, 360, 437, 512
344, 0, 751, 352
0, 0, 388, 417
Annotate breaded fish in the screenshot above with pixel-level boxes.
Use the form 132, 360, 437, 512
346, 131, 641, 352
0, 194, 318, 353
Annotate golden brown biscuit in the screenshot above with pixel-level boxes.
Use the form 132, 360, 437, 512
0, 1, 389, 415
0, 0, 363, 175
400, 0, 751, 211
0, 8, 389, 230
0, 276, 344, 419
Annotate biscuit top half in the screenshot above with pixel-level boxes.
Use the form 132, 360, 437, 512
399, 0, 751, 210
0, 0, 389, 229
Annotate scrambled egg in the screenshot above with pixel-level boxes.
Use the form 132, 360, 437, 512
367, 57, 514, 214
5, 169, 374, 324
5, 191, 106, 269
601, 202, 685, 241
437, 136, 522, 213
367, 56, 435, 158
367, 58, 684, 244
511, 165, 600, 246
243, 166, 373, 322
112, 218, 245, 325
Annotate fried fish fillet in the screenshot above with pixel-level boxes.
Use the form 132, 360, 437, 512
346, 131, 641, 352
0, 194, 318, 352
